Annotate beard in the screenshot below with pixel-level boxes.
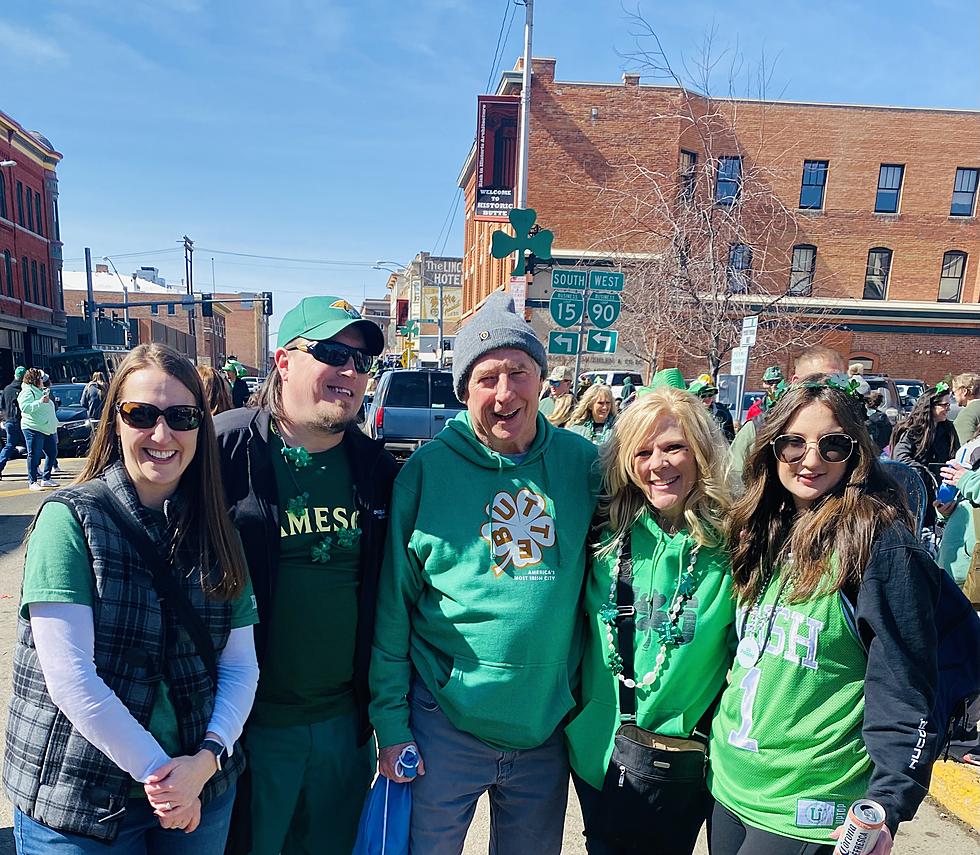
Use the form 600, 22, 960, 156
308, 401, 360, 435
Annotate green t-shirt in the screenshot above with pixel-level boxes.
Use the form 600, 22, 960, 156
708, 571, 870, 842
250, 434, 361, 726
21, 501, 258, 767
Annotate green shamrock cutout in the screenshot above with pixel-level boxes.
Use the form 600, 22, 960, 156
336, 527, 362, 549
286, 493, 310, 517
282, 445, 312, 469
489, 208, 554, 276
598, 603, 619, 625
678, 574, 698, 597
310, 537, 332, 563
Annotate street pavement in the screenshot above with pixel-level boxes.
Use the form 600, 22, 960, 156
0, 457, 977, 852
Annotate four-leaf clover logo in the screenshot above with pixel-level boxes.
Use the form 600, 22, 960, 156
480, 488, 556, 577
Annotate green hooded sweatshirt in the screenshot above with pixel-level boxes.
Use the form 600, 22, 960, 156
370, 410, 600, 751
938, 467, 980, 586
18, 384, 58, 435
566, 511, 736, 789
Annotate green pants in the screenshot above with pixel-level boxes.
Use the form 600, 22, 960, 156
244, 713, 375, 855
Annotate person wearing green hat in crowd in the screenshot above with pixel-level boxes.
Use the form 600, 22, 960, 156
689, 374, 735, 442
744, 365, 784, 422
223, 359, 251, 409
213, 297, 397, 855
0, 366, 27, 478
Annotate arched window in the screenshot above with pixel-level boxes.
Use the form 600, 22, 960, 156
863, 248, 892, 300
789, 244, 816, 295
727, 243, 752, 293
938, 251, 967, 302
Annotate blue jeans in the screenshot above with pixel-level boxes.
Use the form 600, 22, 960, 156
14, 783, 236, 854
407, 677, 569, 855
23, 428, 56, 483
0, 419, 23, 472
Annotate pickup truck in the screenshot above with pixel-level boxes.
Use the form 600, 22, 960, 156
365, 369, 464, 460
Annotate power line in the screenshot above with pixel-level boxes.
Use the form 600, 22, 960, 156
61, 247, 180, 264
437, 190, 462, 256
485, 0, 512, 92
196, 247, 379, 266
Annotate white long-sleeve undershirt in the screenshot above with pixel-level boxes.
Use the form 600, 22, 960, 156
30, 603, 259, 783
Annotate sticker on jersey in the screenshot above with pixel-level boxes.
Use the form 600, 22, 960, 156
795, 799, 848, 828
481, 488, 556, 579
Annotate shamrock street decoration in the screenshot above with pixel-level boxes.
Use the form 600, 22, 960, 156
490, 208, 554, 276
481, 487, 556, 577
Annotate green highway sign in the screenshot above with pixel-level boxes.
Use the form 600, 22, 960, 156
548, 330, 580, 356
586, 329, 619, 354
588, 270, 625, 292
550, 267, 588, 290
587, 291, 621, 329
550, 290, 584, 328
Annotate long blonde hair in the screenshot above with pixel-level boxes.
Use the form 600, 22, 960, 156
596, 386, 730, 553
569, 384, 616, 426
545, 393, 574, 426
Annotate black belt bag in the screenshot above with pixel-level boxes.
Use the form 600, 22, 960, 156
585, 533, 711, 853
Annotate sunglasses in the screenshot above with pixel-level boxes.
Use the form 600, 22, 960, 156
771, 432, 856, 464
116, 401, 204, 432
288, 341, 373, 374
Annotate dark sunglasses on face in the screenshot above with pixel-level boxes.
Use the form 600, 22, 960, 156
288, 341, 373, 374
116, 401, 204, 431
771, 432, 856, 464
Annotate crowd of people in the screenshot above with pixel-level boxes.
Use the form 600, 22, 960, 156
1, 294, 978, 855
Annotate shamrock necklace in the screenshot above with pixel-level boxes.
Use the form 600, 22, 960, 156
272, 421, 362, 563
599, 529, 701, 689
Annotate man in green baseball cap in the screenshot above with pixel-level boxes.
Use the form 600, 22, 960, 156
0, 367, 27, 478
222, 359, 251, 408
213, 296, 397, 854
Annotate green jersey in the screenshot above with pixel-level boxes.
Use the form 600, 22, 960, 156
708, 573, 870, 842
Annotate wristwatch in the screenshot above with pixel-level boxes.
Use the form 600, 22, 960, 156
199, 738, 227, 772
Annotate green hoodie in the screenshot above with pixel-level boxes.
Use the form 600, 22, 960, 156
938, 467, 980, 586
370, 410, 601, 751
566, 511, 736, 789
18, 384, 58, 435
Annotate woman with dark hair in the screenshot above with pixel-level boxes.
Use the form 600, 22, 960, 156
707, 379, 940, 855
17, 367, 58, 490
5, 343, 259, 853
197, 366, 234, 416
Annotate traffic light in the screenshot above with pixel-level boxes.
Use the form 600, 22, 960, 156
201, 294, 213, 318
263, 291, 273, 316
82, 301, 90, 321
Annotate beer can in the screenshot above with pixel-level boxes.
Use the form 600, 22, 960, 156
834, 800, 886, 855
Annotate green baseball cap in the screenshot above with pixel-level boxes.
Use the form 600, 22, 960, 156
13, 366, 26, 379
763, 365, 783, 383
277, 296, 385, 355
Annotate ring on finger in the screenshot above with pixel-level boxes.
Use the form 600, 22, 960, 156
165, 801, 172, 811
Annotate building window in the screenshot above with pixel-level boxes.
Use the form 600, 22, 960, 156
16, 182, 24, 226
20, 257, 28, 301
26, 189, 34, 232
938, 250, 967, 302
875, 164, 904, 213
34, 191, 43, 236
863, 248, 892, 299
727, 243, 752, 292
680, 150, 697, 201
30, 260, 39, 305
40, 263, 47, 306
799, 160, 828, 210
0, 172, 5, 220
3, 251, 12, 297
715, 156, 742, 205
52, 198, 60, 240
951, 168, 979, 217
789, 244, 817, 295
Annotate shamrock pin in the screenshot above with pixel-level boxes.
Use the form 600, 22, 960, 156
310, 537, 332, 563
598, 603, 619, 625
678, 574, 698, 597
282, 445, 312, 469
336, 527, 362, 549
286, 492, 310, 517
489, 208, 554, 276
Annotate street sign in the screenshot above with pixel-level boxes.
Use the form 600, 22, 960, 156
740, 315, 759, 347
586, 329, 618, 354
551, 267, 588, 290
731, 345, 750, 375
548, 330, 580, 356
550, 290, 584, 328
587, 291, 621, 329
588, 270, 625, 292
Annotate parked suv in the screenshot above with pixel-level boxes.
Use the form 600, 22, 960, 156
365, 369, 464, 460
577, 370, 644, 401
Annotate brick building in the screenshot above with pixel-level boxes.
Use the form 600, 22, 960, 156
458, 59, 980, 384
0, 110, 65, 382
62, 269, 269, 373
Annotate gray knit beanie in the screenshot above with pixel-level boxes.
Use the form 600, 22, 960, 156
451, 291, 548, 400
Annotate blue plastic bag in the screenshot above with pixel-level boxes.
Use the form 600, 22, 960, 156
352, 746, 418, 855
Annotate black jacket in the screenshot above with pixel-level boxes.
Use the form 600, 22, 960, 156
1, 380, 21, 422
848, 521, 940, 833
230, 378, 250, 409
213, 407, 397, 742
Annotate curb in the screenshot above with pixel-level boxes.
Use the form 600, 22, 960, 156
929, 759, 980, 832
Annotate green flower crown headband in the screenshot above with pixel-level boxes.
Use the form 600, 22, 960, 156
771, 374, 864, 405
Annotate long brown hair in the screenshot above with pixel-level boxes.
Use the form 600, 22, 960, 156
198, 366, 233, 415
891, 384, 951, 460
78, 344, 247, 600
728, 381, 912, 605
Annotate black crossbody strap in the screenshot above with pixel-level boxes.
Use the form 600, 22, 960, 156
616, 531, 637, 720
68, 481, 218, 685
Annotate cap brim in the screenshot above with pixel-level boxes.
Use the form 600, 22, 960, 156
300, 318, 385, 356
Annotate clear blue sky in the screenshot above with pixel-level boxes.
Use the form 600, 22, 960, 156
2, 0, 976, 331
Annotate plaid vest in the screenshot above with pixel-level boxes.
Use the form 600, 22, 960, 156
3, 463, 243, 842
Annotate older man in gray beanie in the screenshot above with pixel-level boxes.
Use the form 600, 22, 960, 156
370, 291, 600, 854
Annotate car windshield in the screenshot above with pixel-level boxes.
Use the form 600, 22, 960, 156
52, 385, 84, 407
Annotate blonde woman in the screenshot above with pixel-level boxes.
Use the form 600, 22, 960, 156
566, 373, 735, 854
568, 384, 617, 445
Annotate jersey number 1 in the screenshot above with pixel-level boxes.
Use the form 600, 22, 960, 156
728, 667, 761, 753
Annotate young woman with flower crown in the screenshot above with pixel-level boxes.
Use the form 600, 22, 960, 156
707, 378, 941, 855
566, 375, 736, 855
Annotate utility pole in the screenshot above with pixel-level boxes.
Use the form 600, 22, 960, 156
515, 0, 534, 209
182, 235, 196, 361
84, 247, 97, 346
